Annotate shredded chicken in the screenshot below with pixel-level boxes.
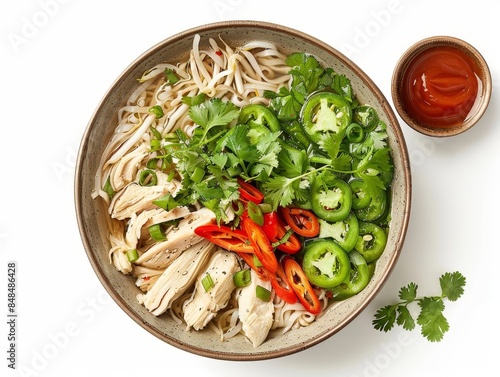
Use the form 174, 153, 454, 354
183, 250, 240, 330
135, 207, 216, 270
109, 173, 181, 220
125, 206, 191, 250
137, 240, 216, 316
237, 269, 274, 347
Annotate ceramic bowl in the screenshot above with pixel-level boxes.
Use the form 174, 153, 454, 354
391, 36, 492, 137
74, 20, 412, 360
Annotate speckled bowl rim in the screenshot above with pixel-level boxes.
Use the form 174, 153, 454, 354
75, 20, 412, 361
391, 35, 492, 137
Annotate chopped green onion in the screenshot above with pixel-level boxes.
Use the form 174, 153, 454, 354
153, 194, 179, 211
103, 177, 115, 200
167, 171, 176, 182
256, 285, 271, 302
253, 255, 263, 268
161, 158, 173, 171
163, 219, 180, 228
233, 270, 251, 288
148, 105, 165, 119
201, 273, 215, 292
247, 201, 264, 226
150, 139, 162, 151
149, 224, 166, 241
164, 68, 179, 85
190, 166, 205, 183
258, 203, 273, 214
139, 169, 158, 186
163, 132, 178, 141
181, 93, 207, 106
149, 125, 163, 140
126, 249, 139, 263
271, 228, 294, 248
232, 201, 245, 216
147, 158, 158, 169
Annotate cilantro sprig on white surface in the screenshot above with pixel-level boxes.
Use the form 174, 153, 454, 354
373, 271, 466, 342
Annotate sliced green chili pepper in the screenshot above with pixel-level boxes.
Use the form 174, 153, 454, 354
354, 221, 388, 263
238, 104, 281, 132
367, 261, 376, 280
354, 189, 387, 222
318, 212, 359, 252
349, 179, 371, 210
311, 172, 352, 222
301, 92, 352, 143
302, 239, 350, 289
353, 104, 379, 132
329, 251, 370, 300
346, 122, 365, 143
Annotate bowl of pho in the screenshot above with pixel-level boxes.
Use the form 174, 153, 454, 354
75, 20, 411, 360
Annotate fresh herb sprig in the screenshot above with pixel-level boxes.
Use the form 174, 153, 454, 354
372, 271, 466, 342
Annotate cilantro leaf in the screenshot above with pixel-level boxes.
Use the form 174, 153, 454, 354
189, 98, 240, 129
373, 272, 466, 342
396, 306, 415, 331
373, 305, 397, 332
276, 140, 308, 178
286, 52, 325, 96
210, 153, 228, 170
417, 298, 449, 342
398, 282, 418, 302
331, 72, 354, 103
440, 271, 466, 301
216, 124, 260, 169
188, 98, 240, 146
265, 87, 302, 121
354, 147, 394, 194
261, 175, 296, 209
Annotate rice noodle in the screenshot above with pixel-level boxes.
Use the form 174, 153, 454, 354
92, 34, 341, 343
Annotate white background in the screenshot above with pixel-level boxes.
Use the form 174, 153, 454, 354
1, 0, 498, 376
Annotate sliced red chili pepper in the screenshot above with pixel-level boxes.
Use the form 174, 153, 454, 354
270, 258, 297, 304
273, 219, 301, 254
281, 207, 320, 237
237, 178, 264, 204
283, 257, 322, 315
241, 216, 278, 273
262, 211, 279, 240
194, 224, 254, 253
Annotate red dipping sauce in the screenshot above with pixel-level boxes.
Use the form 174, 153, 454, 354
400, 46, 480, 128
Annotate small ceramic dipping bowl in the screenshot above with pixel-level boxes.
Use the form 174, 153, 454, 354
391, 36, 492, 137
